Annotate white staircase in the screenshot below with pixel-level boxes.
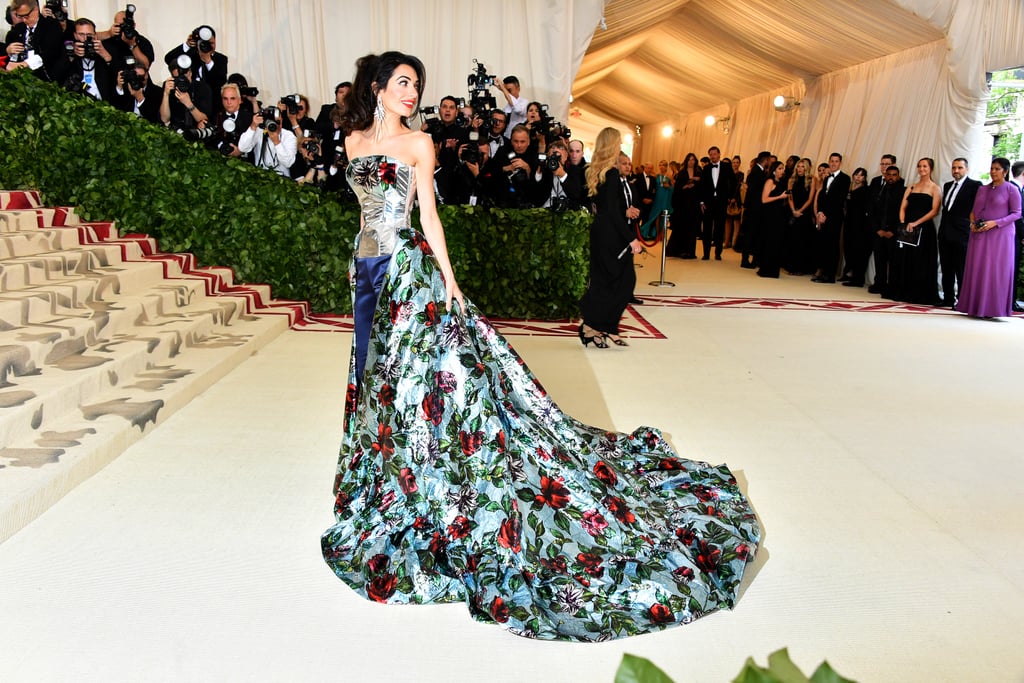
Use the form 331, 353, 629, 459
0, 190, 294, 542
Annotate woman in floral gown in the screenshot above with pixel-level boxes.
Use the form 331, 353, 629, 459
321, 51, 761, 641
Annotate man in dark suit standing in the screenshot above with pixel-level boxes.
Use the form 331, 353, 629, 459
633, 162, 657, 225
937, 157, 981, 307
699, 145, 737, 261
812, 152, 851, 283
740, 150, 772, 269
845, 154, 896, 287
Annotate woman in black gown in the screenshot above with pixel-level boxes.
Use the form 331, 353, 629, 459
579, 127, 643, 347
892, 157, 942, 304
839, 168, 869, 284
757, 161, 789, 278
666, 152, 701, 258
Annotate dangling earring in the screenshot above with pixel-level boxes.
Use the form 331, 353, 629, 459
373, 94, 386, 142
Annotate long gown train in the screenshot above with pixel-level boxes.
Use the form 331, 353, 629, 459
321, 155, 761, 641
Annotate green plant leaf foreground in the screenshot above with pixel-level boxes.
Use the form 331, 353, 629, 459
614, 648, 858, 683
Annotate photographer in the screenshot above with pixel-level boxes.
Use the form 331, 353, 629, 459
4, 0, 69, 83
428, 95, 471, 204
112, 60, 161, 123
441, 138, 490, 205
532, 139, 586, 211
160, 54, 212, 131
494, 75, 527, 134
164, 24, 228, 114
65, 18, 115, 101
98, 5, 155, 71
203, 82, 252, 158
238, 103, 297, 177
482, 109, 508, 158
315, 81, 351, 131
493, 124, 538, 208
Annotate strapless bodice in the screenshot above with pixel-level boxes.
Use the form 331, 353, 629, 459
346, 155, 417, 258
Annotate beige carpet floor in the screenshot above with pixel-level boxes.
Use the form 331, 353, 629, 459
1, 248, 1022, 683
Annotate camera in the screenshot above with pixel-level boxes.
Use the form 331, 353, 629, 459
183, 126, 218, 142
506, 151, 526, 183
120, 58, 143, 91
81, 35, 97, 59
172, 54, 192, 91
258, 107, 281, 133
467, 59, 498, 115
280, 94, 301, 115
240, 86, 259, 98
217, 118, 239, 155
543, 150, 562, 172
191, 25, 214, 53
420, 105, 443, 136
120, 4, 137, 40
45, 0, 68, 23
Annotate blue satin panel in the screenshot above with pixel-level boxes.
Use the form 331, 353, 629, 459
353, 254, 392, 382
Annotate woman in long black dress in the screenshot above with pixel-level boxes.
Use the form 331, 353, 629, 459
892, 158, 942, 304
666, 152, 701, 258
579, 127, 643, 347
783, 158, 815, 274
757, 161, 789, 278
840, 168, 869, 285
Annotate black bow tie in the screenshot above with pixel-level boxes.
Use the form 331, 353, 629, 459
712, 164, 719, 168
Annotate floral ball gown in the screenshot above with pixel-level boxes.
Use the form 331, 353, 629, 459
321, 155, 761, 641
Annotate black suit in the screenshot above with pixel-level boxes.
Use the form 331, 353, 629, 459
869, 178, 906, 293
937, 177, 981, 305
4, 16, 68, 83
699, 160, 738, 258
112, 81, 164, 124
634, 172, 656, 223
66, 57, 117, 102
740, 163, 767, 267
814, 170, 851, 280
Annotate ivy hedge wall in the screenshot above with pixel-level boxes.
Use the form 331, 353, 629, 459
0, 70, 590, 318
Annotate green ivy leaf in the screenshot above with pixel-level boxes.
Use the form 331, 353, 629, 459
614, 654, 675, 683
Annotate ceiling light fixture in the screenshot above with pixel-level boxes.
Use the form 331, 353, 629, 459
704, 115, 731, 134
773, 95, 801, 112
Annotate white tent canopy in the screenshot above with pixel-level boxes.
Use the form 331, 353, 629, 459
69, 0, 1024, 178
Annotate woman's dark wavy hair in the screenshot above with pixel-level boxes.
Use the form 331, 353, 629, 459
342, 51, 426, 134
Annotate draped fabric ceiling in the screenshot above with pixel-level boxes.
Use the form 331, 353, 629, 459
68, 0, 1024, 180
571, 0, 1024, 179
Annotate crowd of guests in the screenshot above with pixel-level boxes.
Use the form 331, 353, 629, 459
641, 147, 1023, 317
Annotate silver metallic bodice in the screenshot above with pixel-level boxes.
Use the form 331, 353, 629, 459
346, 155, 416, 258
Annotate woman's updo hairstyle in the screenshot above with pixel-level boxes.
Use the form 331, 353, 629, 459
342, 51, 426, 134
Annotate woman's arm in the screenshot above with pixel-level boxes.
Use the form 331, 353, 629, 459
898, 186, 911, 224
761, 179, 777, 204
410, 132, 465, 312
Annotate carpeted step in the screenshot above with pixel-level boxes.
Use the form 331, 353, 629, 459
0, 192, 297, 543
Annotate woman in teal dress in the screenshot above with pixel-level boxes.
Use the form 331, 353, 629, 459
321, 52, 761, 642
640, 159, 674, 239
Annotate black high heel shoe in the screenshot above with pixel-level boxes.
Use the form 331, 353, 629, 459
578, 324, 607, 348
605, 334, 629, 347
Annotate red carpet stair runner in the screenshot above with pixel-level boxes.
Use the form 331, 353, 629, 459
0, 190, 312, 543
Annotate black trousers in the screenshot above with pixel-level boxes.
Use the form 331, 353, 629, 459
701, 204, 728, 257
938, 238, 967, 305
815, 219, 842, 278
871, 233, 896, 290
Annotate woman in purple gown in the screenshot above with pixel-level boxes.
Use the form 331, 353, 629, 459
956, 157, 1022, 318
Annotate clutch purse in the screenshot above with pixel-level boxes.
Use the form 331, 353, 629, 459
896, 222, 923, 247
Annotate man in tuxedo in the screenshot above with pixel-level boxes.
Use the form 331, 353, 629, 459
812, 152, 851, 283
867, 165, 905, 295
315, 82, 350, 130
699, 146, 737, 260
633, 162, 657, 225
207, 83, 253, 158
99, 6, 155, 71
4, 0, 68, 83
65, 18, 117, 101
845, 154, 897, 287
740, 150, 772, 268
164, 25, 228, 115
937, 158, 981, 307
